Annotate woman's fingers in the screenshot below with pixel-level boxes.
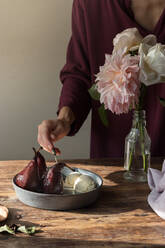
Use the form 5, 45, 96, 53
52, 147, 61, 155
37, 107, 74, 153
37, 119, 71, 153
38, 120, 55, 153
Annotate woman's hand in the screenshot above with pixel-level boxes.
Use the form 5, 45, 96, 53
37, 107, 75, 154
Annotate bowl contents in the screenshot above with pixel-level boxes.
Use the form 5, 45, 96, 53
15, 147, 65, 194
64, 172, 97, 193
43, 164, 64, 194
0, 205, 9, 222
14, 148, 97, 195
64, 172, 81, 189
15, 147, 47, 192
74, 174, 97, 193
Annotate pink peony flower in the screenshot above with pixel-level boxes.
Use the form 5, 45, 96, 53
96, 49, 140, 114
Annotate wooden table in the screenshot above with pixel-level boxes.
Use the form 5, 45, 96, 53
0, 158, 165, 248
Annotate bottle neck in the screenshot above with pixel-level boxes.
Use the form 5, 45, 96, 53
132, 110, 146, 128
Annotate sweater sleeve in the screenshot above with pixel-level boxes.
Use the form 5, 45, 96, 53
58, 0, 92, 136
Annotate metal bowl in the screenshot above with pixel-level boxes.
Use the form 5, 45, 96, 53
12, 168, 103, 210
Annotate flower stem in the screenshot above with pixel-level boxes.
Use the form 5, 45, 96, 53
128, 145, 134, 171
137, 84, 147, 110
135, 83, 147, 172
139, 117, 146, 172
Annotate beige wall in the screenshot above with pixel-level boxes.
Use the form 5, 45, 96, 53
0, 0, 90, 160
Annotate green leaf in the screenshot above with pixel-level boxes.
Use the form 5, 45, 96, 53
17, 226, 36, 235
0, 224, 36, 235
98, 104, 109, 127
0, 225, 15, 234
88, 84, 100, 100
159, 97, 165, 107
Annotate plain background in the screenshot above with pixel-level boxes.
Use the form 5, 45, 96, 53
0, 0, 91, 160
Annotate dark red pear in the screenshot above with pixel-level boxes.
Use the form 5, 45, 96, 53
15, 159, 42, 192
33, 147, 47, 181
15, 147, 47, 192
43, 163, 64, 194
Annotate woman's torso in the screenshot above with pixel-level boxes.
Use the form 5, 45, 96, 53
79, 0, 165, 158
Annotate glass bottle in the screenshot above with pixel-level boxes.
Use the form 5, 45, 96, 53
123, 110, 151, 182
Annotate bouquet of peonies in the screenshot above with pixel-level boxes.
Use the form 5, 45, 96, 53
89, 28, 165, 125
89, 28, 165, 181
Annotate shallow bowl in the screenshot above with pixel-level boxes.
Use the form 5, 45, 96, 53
12, 168, 103, 210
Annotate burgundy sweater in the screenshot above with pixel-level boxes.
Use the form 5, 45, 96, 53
59, 0, 165, 158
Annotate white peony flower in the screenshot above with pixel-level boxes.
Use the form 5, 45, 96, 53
113, 28, 143, 54
139, 43, 165, 86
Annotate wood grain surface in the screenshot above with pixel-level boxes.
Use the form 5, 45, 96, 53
0, 158, 165, 248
